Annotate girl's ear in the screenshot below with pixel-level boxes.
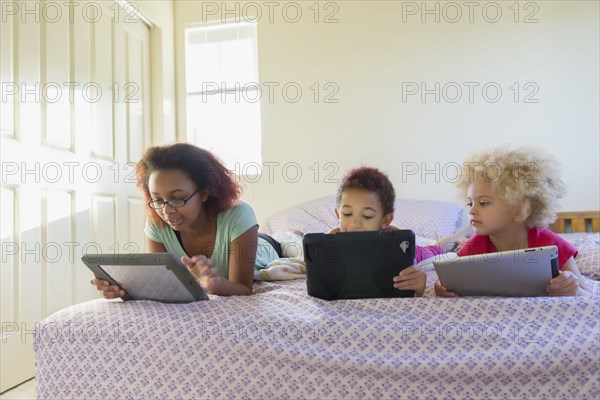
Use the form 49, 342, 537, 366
382, 213, 394, 228
513, 200, 531, 223
201, 190, 209, 202
334, 208, 340, 220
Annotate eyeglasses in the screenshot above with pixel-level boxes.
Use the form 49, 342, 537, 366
147, 188, 202, 209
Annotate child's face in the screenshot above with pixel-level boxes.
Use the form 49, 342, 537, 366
336, 188, 392, 232
467, 182, 524, 236
148, 169, 207, 231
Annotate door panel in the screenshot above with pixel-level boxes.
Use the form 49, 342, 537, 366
92, 15, 115, 160
43, 9, 71, 149
43, 189, 74, 316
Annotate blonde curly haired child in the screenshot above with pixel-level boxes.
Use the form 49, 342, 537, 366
435, 146, 590, 297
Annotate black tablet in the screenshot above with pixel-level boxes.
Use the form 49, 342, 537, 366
82, 253, 208, 303
303, 230, 416, 300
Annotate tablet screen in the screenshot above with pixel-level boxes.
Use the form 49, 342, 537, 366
100, 264, 196, 302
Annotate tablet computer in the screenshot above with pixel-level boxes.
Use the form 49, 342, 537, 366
433, 245, 560, 297
303, 230, 416, 300
82, 253, 208, 303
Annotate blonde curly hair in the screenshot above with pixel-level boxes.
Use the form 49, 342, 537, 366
457, 146, 566, 228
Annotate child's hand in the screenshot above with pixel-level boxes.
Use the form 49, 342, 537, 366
393, 266, 426, 297
437, 224, 474, 252
434, 280, 458, 297
181, 255, 223, 294
90, 278, 125, 299
450, 237, 468, 252
547, 270, 579, 296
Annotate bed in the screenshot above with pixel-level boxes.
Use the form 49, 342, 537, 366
34, 197, 600, 399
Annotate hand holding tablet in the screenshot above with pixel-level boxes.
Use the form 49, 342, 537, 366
433, 246, 560, 297
303, 230, 416, 300
83, 253, 208, 303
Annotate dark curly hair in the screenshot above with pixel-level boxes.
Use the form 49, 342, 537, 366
136, 143, 242, 222
336, 167, 395, 215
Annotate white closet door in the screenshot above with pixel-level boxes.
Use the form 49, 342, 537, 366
0, 0, 151, 391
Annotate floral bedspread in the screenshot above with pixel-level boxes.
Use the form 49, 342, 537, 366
35, 270, 599, 399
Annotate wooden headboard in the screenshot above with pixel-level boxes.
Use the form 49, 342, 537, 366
551, 211, 600, 233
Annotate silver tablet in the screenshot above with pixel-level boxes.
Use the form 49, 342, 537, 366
433, 245, 560, 297
82, 253, 208, 303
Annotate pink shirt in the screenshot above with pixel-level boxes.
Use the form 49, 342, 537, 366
457, 227, 577, 269
416, 245, 444, 264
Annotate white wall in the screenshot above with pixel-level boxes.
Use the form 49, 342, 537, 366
174, 1, 599, 225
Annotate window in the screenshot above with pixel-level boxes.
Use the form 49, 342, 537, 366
185, 22, 261, 170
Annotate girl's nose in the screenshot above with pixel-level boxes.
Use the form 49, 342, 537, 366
349, 218, 361, 229
164, 204, 177, 214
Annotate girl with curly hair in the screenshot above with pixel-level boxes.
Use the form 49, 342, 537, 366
330, 166, 470, 297
435, 146, 591, 297
91, 143, 279, 296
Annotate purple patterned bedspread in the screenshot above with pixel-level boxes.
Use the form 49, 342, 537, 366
35, 271, 600, 399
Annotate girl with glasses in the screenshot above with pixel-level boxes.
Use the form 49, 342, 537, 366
91, 143, 280, 296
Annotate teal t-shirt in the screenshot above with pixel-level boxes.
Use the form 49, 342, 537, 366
144, 201, 277, 278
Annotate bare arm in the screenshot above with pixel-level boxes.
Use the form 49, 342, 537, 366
224, 225, 257, 295
183, 226, 257, 296
437, 225, 473, 252
147, 238, 167, 253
